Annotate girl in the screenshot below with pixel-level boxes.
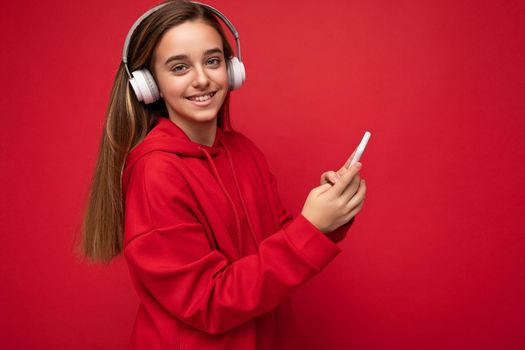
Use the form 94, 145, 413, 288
80, 1, 366, 349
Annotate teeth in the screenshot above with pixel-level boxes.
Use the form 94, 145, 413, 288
189, 92, 214, 102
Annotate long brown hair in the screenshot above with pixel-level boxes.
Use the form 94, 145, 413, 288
76, 0, 235, 264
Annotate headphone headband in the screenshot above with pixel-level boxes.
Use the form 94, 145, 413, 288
122, 1, 242, 79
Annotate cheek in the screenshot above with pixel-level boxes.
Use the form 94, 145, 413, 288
158, 75, 188, 98
211, 67, 229, 86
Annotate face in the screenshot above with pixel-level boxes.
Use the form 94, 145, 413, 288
152, 20, 228, 127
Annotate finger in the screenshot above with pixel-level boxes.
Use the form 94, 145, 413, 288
320, 171, 330, 185
328, 171, 339, 184
340, 147, 358, 171
320, 171, 338, 185
328, 162, 362, 197
340, 172, 361, 202
345, 199, 365, 222
349, 197, 365, 217
345, 179, 366, 211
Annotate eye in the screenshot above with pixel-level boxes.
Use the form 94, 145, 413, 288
207, 57, 221, 66
171, 64, 187, 73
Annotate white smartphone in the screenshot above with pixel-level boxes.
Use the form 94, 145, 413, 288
348, 131, 371, 168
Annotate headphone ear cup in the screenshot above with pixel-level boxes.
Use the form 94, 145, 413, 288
130, 69, 160, 104
227, 57, 246, 90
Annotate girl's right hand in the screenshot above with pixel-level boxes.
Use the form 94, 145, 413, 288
300, 162, 366, 234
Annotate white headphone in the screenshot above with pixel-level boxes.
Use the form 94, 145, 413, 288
122, 1, 246, 104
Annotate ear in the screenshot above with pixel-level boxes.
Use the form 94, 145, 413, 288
157, 81, 163, 98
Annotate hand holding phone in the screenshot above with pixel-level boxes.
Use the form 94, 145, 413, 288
313, 131, 370, 230
320, 131, 371, 186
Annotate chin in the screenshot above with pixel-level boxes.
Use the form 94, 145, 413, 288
186, 111, 219, 123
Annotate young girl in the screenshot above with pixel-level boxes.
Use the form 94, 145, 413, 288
80, 1, 366, 349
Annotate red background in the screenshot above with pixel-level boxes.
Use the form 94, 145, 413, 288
1, 0, 524, 349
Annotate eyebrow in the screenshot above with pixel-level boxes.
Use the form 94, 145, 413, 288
164, 48, 223, 65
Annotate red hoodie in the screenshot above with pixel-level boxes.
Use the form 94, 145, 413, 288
121, 116, 353, 350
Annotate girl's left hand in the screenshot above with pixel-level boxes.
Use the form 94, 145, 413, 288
320, 148, 358, 186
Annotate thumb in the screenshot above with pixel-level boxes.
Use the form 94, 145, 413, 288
321, 170, 339, 185
328, 170, 340, 183
312, 182, 333, 196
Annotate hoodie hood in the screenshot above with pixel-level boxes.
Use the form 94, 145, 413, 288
120, 115, 264, 258
122, 117, 224, 194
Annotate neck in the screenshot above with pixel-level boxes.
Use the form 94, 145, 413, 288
168, 116, 217, 147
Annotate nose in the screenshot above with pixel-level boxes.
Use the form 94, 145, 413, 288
192, 65, 210, 88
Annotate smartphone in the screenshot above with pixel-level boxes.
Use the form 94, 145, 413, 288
348, 131, 371, 168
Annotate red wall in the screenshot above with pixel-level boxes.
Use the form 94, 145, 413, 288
1, 0, 524, 349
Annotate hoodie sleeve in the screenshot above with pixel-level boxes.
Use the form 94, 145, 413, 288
123, 154, 342, 336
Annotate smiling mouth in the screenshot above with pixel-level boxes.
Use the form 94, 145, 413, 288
186, 91, 217, 102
